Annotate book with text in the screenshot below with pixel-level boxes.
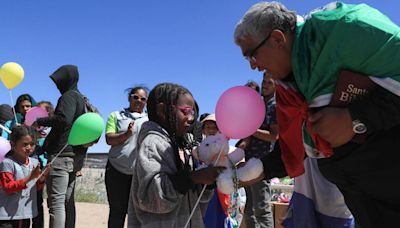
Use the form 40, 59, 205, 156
329, 70, 377, 143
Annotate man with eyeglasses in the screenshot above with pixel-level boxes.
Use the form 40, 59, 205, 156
235, 2, 400, 228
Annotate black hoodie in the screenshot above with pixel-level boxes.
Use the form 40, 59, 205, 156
37, 65, 87, 157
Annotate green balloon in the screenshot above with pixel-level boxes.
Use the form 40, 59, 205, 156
68, 113, 104, 146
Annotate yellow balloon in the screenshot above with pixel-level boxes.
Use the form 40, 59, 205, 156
0, 62, 24, 89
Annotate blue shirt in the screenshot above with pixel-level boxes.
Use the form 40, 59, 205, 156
245, 95, 277, 160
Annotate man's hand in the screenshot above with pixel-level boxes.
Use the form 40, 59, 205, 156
82, 141, 95, 148
237, 137, 251, 150
308, 107, 355, 147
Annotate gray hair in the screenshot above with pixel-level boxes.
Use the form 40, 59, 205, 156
234, 1, 297, 45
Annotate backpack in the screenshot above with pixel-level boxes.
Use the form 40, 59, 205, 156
72, 91, 101, 147
81, 95, 100, 114
72, 91, 100, 115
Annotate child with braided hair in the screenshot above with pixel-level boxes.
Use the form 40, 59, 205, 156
128, 83, 224, 228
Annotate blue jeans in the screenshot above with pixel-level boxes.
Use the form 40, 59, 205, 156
46, 156, 76, 228
244, 179, 274, 228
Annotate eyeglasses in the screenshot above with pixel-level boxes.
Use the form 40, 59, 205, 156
130, 94, 147, 102
176, 105, 195, 118
244, 32, 272, 63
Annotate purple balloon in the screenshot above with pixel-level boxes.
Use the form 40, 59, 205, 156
25, 107, 48, 126
0, 137, 11, 163
216, 86, 266, 139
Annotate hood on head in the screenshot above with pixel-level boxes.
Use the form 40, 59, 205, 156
50, 65, 79, 94
12, 94, 37, 121
14, 94, 37, 111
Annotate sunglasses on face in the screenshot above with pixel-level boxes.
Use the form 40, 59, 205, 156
130, 94, 147, 102
176, 105, 195, 118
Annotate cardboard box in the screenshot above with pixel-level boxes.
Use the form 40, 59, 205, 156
272, 202, 289, 228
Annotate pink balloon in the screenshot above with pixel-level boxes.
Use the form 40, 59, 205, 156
216, 86, 266, 139
25, 107, 48, 126
0, 137, 11, 163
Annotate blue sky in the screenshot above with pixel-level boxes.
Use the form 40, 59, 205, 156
1, 0, 398, 153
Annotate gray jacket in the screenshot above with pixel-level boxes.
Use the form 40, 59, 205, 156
128, 121, 213, 228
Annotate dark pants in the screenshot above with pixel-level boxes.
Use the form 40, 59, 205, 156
244, 179, 274, 228
0, 219, 30, 228
105, 161, 132, 228
32, 189, 44, 228
318, 127, 400, 228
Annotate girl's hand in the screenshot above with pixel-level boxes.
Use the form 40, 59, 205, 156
39, 164, 52, 182
28, 165, 41, 181
190, 166, 226, 185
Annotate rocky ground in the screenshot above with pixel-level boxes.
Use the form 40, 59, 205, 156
75, 167, 108, 204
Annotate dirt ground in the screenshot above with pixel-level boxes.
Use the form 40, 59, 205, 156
43, 201, 127, 228
42, 201, 251, 228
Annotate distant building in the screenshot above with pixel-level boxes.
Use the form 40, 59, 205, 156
84, 153, 108, 169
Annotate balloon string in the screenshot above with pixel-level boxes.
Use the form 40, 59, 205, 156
184, 148, 225, 228
0, 123, 11, 134
47, 143, 69, 166
9, 90, 18, 124
33, 143, 68, 183
183, 184, 207, 228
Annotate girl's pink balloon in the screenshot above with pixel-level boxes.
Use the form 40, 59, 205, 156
216, 86, 266, 139
0, 137, 11, 163
25, 107, 48, 126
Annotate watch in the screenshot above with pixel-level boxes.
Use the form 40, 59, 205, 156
352, 120, 367, 134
